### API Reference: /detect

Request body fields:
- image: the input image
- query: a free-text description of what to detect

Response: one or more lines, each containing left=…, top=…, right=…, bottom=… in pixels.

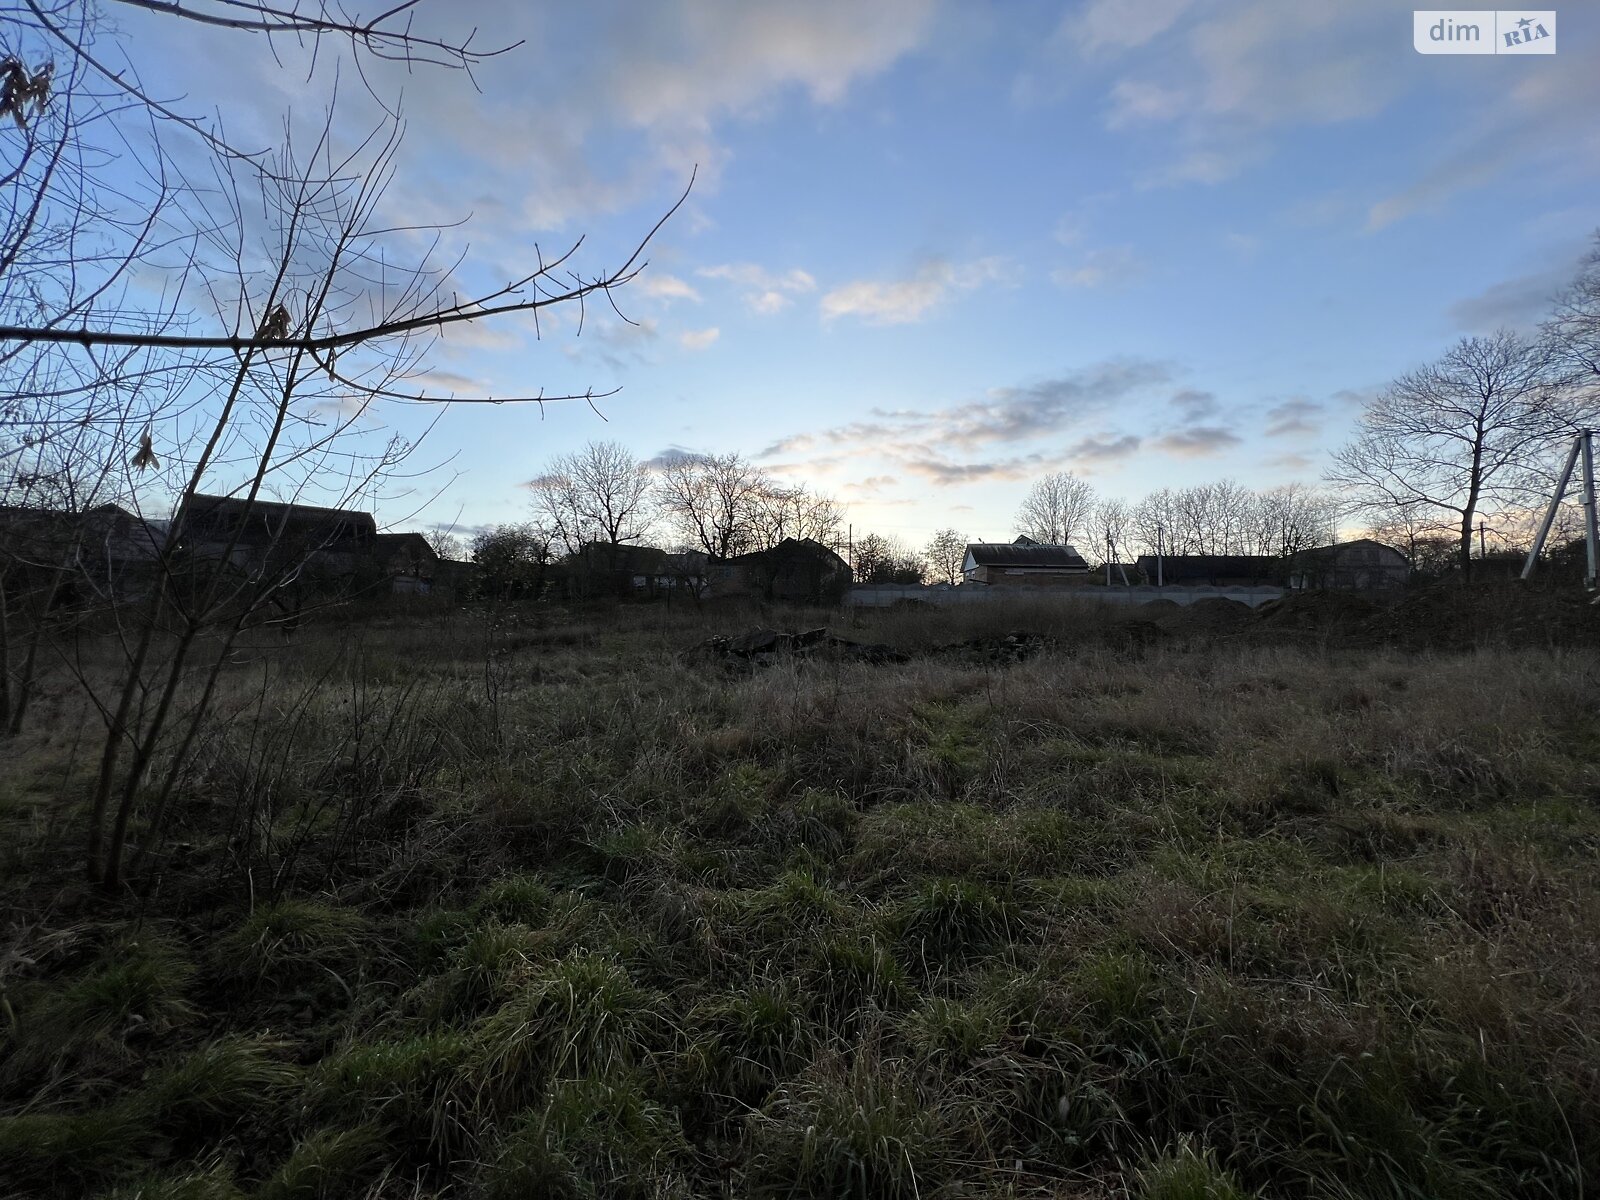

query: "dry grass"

left=2, top=598, right=1598, bottom=1197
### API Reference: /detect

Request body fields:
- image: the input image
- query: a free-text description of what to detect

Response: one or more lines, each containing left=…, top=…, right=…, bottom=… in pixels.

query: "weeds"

left=2, top=604, right=1598, bottom=1197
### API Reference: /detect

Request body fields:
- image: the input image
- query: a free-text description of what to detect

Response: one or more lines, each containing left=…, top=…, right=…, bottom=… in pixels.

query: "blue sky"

left=118, top=0, right=1599, bottom=545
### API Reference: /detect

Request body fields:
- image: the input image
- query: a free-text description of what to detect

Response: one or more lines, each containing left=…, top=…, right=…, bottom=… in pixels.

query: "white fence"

left=846, top=584, right=1286, bottom=609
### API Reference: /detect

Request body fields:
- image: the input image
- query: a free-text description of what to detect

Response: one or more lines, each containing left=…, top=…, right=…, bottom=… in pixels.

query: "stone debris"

left=694, top=626, right=907, bottom=666
left=935, top=630, right=1048, bottom=663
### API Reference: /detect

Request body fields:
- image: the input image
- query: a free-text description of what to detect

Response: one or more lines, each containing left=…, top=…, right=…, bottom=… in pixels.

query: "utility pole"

left=1522, top=429, right=1599, bottom=591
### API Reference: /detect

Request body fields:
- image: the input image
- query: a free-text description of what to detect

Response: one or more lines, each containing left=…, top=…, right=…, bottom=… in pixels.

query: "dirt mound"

left=1165, top=596, right=1255, bottom=636
left=1377, top=582, right=1600, bottom=648
left=1256, top=590, right=1381, bottom=630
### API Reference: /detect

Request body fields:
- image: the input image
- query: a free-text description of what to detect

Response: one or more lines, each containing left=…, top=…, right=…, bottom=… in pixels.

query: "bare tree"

left=654, top=452, right=763, bottom=558
left=1549, top=232, right=1600, bottom=395
left=852, top=532, right=923, bottom=585
left=1016, top=471, right=1096, bottom=545
left=653, top=453, right=844, bottom=558
left=1086, top=498, right=1131, bottom=566
left=1327, top=331, right=1573, bottom=573
left=531, top=441, right=655, bottom=558
left=1247, top=483, right=1336, bottom=558
left=923, top=528, right=967, bottom=585
left=425, top=528, right=463, bottom=560
left=1130, top=488, right=1188, bottom=557
left=747, top=481, right=845, bottom=551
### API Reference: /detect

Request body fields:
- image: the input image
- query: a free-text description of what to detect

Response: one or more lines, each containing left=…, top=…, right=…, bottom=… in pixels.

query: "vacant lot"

left=2, top=599, right=1597, bottom=1198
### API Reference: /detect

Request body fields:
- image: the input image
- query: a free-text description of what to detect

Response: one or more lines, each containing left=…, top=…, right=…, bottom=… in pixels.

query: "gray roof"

left=186, top=493, right=377, bottom=538
left=966, top=542, right=1090, bottom=569
left=1291, top=538, right=1405, bottom=562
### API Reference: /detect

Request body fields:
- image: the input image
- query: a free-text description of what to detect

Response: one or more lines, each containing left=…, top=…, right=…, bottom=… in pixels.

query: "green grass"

left=483, top=1074, right=690, bottom=1200
left=3, top=602, right=1598, bottom=1197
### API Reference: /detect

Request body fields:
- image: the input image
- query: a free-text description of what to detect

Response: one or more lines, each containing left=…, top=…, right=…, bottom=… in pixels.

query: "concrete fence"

left=846, top=583, right=1286, bottom=609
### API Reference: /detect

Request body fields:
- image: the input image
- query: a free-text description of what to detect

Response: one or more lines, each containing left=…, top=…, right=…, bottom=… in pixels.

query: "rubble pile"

left=693, top=627, right=907, bottom=666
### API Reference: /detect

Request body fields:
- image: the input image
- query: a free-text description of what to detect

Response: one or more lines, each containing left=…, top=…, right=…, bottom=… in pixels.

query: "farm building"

left=962, top=537, right=1092, bottom=586
left=0, top=502, right=165, bottom=604
left=1289, top=539, right=1409, bottom=590
left=709, top=538, right=850, bottom=605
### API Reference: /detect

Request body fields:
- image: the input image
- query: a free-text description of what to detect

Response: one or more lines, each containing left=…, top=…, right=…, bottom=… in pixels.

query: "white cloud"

left=1072, top=0, right=1193, bottom=53
left=1093, top=1, right=1403, bottom=188
left=680, top=326, right=721, bottom=349
left=820, top=257, right=1008, bottom=325
left=612, top=0, right=937, bottom=126
left=1106, top=79, right=1186, bottom=127
left=639, top=273, right=702, bottom=303
left=698, top=262, right=817, bottom=313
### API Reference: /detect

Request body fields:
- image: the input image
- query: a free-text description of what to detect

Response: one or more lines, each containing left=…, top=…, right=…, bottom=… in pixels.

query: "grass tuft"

left=483, top=1074, right=690, bottom=1200
left=215, top=900, right=369, bottom=988
left=748, top=1056, right=948, bottom=1200
left=1139, top=1140, right=1256, bottom=1200
left=254, top=1124, right=386, bottom=1200
left=468, top=951, right=657, bottom=1114
left=4, top=935, right=196, bottom=1082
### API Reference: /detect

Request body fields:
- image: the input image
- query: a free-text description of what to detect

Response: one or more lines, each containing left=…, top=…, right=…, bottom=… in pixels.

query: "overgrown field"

left=2, top=599, right=1598, bottom=1198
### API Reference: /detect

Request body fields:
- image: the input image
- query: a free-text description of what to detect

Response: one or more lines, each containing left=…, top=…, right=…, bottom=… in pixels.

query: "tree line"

left=463, top=443, right=1345, bottom=590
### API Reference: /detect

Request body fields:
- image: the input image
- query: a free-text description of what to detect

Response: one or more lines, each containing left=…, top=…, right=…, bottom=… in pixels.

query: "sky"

left=113, top=0, right=1600, bottom=547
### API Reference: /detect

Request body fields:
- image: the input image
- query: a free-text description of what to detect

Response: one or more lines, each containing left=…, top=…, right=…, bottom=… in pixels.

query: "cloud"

left=638, top=273, right=702, bottom=303
left=1447, top=261, right=1575, bottom=334
left=407, top=368, right=492, bottom=395
left=1153, top=425, right=1242, bottom=457
left=1368, top=54, right=1600, bottom=229
left=698, top=262, right=817, bottom=313
left=1266, top=453, right=1315, bottom=473
left=1106, top=79, right=1186, bottom=127
left=1087, top=1, right=1402, bottom=188
left=840, top=474, right=899, bottom=497
left=563, top=316, right=660, bottom=371
left=1170, top=388, right=1218, bottom=421
left=758, top=359, right=1175, bottom=488
left=899, top=454, right=1054, bottom=485
left=1070, top=0, right=1194, bottom=53
left=821, top=257, right=1008, bottom=324
left=1264, top=398, right=1323, bottom=437
left=611, top=0, right=938, bottom=126
left=1066, top=433, right=1143, bottom=463
left=641, top=447, right=702, bottom=469
left=1052, top=245, right=1144, bottom=289
left=680, top=326, right=721, bottom=349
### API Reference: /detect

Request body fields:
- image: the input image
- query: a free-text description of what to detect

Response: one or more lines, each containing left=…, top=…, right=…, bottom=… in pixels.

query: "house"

left=565, top=544, right=710, bottom=598
left=0, top=502, right=165, bottom=604
left=373, top=532, right=438, bottom=595
left=1134, top=554, right=1280, bottom=587
left=962, top=537, right=1091, bottom=586
left=708, top=538, right=851, bottom=605
left=181, top=493, right=376, bottom=579
left=1288, top=539, right=1409, bottom=591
